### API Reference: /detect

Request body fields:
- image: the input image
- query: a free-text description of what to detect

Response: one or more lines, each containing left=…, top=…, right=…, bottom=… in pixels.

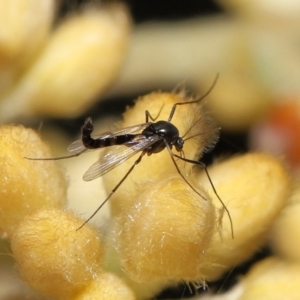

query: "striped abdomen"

left=82, top=134, right=137, bottom=149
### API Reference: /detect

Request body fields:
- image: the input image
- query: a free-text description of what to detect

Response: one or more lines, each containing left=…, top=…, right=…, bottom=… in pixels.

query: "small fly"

left=27, top=75, right=234, bottom=237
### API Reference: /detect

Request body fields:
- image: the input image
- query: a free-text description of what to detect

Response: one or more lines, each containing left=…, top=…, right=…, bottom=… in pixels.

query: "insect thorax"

left=142, top=120, right=183, bottom=154
left=143, top=121, right=179, bottom=139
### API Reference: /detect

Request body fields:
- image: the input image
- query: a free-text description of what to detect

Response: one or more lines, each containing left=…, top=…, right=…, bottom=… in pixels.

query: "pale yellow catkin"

left=28, top=4, right=131, bottom=117
left=0, top=0, right=55, bottom=66
left=240, top=257, right=300, bottom=300
left=10, top=209, right=105, bottom=298
left=196, top=153, right=290, bottom=280
left=71, top=272, right=136, bottom=300
left=114, top=174, right=216, bottom=283
left=205, top=70, right=271, bottom=131
left=0, top=125, right=67, bottom=237
left=0, top=3, right=131, bottom=121
left=270, top=182, right=300, bottom=261
left=107, top=152, right=290, bottom=299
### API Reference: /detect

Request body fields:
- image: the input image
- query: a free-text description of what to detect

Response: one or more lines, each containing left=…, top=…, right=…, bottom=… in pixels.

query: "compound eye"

left=175, top=138, right=184, bottom=151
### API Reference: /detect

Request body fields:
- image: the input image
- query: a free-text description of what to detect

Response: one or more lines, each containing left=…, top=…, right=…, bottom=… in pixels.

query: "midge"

left=27, top=75, right=234, bottom=237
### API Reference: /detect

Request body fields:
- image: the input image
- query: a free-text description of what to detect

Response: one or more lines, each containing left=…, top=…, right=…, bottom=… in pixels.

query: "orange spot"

left=268, top=99, right=300, bottom=165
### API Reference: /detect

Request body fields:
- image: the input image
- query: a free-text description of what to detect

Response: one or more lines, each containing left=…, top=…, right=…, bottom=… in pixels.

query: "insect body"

left=27, top=76, right=234, bottom=237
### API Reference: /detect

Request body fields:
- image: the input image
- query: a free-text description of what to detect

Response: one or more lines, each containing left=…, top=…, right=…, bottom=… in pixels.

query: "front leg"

left=145, top=103, right=164, bottom=122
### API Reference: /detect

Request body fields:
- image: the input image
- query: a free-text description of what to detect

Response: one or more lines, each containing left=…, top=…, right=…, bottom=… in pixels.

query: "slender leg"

left=165, top=143, right=206, bottom=201
left=76, top=151, right=146, bottom=230
left=172, top=153, right=234, bottom=239
left=167, top=74, right=219, bottom=122
left=145, top=103, right=164, bottom=122
left=24, top=148, right=87, bottom=161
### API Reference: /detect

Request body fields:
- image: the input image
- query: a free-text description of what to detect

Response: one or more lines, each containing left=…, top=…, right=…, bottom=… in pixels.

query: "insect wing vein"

left=83, top=135, right=160, bottom=181
left=105, top=123, right=150, bottom=136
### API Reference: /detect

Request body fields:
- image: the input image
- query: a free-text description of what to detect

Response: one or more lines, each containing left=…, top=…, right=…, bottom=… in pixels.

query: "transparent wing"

left=83, top=135, right=160, bottom=181
left=105, top=122, right=150, bottom=136
left=67, top=122, right=150, bottom=154
left=67, top=132, right=111, bottom=153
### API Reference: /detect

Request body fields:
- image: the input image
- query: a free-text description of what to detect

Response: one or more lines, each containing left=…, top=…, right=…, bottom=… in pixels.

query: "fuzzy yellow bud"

left=72, top=272, right=135, bottom=300
left=240, top=257, right=300, bottom=300
left=0, top=0, right=55, bottom=65
left=0, top=125, right=67, bottom=237
left=10, top=209, right=105, bottom=298
left=0, top=4, right=131, bottom=120
left=196, top=153, right=290, bottom=280
left=205, top=72, right=271, bottom=132
left=113, top=174, right=215, bottom=282
left=270, top=182, right=300, bottom=261
left=29, top=4, right=131, bottom=117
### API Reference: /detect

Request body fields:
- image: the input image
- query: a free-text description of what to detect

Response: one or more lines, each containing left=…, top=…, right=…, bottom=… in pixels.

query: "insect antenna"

left=183, top=128, right=218, bottom=144
left=181, top=115, right=205, bottom=140
left=172, top=153, right=234, bottom=239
